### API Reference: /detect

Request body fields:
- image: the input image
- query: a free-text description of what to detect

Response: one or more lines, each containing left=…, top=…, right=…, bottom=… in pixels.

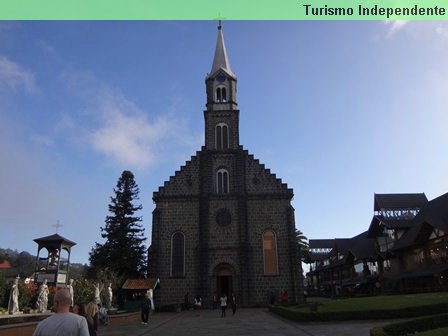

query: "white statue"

left=148, top=288, right=155, bottom=311
left=36, top=279, right=49, bottom=313
left=67, top=278, right=74, bottom=307
left=94, top=282, right=101, bottom=304
left=8, top=277, right=20, bottom=314
left=106, top=282, right=113, bottom=309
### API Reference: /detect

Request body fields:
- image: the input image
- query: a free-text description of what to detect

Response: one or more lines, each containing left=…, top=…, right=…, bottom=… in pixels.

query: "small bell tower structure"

left=34, top=233, right=76, bottom=286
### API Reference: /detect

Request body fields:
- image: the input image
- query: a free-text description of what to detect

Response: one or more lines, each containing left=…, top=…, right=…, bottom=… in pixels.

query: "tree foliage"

left=0, top=249, right=35, bottom=276
left=89, top=171, right=147, bottom=282
left=295, top=228, right=309, bottom=261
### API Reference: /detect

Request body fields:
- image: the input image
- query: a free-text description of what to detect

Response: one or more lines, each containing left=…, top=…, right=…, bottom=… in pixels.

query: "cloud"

left=435, top=26, right=448, bottom=39
left=383, top=20, right=410, bottom=36
left=381, top=21, right=448, bottom=41
left=29, top=134, right=54, bottom=147
left=60, top=69, right=199, bottom=170
left=0, top=22, right=21, bottom=40
left=0, top=54, right=38, bottom=93
left=91, top=97, right=171, bottom=169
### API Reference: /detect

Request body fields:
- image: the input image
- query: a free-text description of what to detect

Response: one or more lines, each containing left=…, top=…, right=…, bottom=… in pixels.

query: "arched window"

left=171, top=232, right=185, bottom=277
left=263, top=230, right=278, bottom=275
left=215, top=123, right=229, bottom=149
left=221, top=87, right=227, bottom=101
left=217, top=169, right=229, bottom=194
left=216, top=86, right=227, bottom=102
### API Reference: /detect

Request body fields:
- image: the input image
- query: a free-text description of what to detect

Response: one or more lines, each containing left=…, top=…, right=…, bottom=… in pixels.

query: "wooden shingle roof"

left=122, top=278, right=155, bottom=290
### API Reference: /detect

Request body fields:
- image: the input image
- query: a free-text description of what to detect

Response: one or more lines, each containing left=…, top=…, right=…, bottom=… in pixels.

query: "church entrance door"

left=217, top=267, right=233, bottom=297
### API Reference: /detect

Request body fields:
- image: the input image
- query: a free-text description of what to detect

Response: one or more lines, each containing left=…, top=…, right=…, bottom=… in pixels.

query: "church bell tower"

left=204, top=22, right=239, bottom=151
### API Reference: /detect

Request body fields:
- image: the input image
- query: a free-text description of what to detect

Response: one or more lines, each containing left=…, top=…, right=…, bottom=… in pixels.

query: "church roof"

left=33, top=233, right=76, bottom=247
left=154, top=148, right=293, bottom=199
left=207, top=23, right=236, bottom=80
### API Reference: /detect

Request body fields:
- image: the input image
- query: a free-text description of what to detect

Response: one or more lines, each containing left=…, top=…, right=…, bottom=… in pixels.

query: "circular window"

left=216, top=208, right=232, bottom=227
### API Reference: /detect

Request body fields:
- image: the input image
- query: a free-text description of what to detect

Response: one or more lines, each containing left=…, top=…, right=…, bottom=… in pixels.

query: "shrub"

left=271, top=303, right=448, bottom=321
left=370, top=314, right=448, bottom=336
left=19, top=282, right=38, bottom=311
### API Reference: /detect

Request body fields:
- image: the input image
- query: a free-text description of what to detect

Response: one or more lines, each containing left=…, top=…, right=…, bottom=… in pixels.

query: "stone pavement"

left=98, top=308, right=392, bottom=336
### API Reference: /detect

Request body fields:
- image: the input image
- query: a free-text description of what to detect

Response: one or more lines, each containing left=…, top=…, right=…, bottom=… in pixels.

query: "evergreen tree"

left=89, top=170, right=147, bottom=280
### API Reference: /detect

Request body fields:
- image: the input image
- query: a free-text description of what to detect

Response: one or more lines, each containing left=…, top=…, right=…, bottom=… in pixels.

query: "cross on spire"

left=52, top=220, right=63, bottom=233
left=213, top=13, right=226, bottom=30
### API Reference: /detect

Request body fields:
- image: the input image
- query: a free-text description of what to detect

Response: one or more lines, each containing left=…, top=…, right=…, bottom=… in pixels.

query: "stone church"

left=150, top=24, right=303, bottom=308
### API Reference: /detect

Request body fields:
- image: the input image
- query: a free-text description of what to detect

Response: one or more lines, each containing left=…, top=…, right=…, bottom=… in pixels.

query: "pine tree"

left=89, top=170, right=147, bottom=280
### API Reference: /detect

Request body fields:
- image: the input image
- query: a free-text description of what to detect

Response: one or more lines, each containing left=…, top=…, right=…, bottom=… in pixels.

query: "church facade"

left=150, top=24, right=303, bottom=307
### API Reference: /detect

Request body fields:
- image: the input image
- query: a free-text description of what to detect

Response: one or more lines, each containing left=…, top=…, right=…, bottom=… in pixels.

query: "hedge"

left=370, top=314, right=448, bottom=336
left=270, top=303, right=448, bottom=322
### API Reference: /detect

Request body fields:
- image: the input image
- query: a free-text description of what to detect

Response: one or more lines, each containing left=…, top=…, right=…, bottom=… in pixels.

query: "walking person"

left=220, top=293, right=227, bottom=317
left=32, top=288, right=89, bottom=336
left=141, top=293, right=151, bottom=325
left=85, top=302, right=99, bottom=336
left=98, top=304, right=108, bottom=326
left=73, top=303, right=85, bottom=317
left=230, top=293, right=237, bottom=316
left=194, top=295, right=202, bottom=317
left=212, top=292, right=218, bottom=310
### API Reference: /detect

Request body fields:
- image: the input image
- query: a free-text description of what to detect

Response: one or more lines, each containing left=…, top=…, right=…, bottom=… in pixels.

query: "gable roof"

left=374, top=193, right=428, bottom=211
left=154, top=151, right=201, bottom=199
left=33, top=233, right=76, bottom=247
left=349, top=231, right=376, bottom=260
left=393, top=192, right=448, bottom=251
left=367, top=193, right=428, bottom=238
left=307, top=233, right=375, bottom=264
left=0, top=260, right=12, bottom=269
left=307, top=239, right=336, bottom=262
left=154, top=148, right=293, bottom=200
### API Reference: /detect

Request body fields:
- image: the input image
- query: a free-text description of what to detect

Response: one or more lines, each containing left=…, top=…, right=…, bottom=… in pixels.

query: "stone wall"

left=152, top=148, right=303, bottom=308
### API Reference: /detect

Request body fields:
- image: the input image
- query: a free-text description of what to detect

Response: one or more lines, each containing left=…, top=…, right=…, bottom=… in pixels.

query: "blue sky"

left=1, top=21, right=448, bottom=264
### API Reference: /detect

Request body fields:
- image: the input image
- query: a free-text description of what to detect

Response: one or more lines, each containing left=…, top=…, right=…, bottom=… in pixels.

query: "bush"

left=370, top=314, right=448, bottom=336
left=271, top=303, right=448, bottom=322
left=19, top=283, right=39, bottom=310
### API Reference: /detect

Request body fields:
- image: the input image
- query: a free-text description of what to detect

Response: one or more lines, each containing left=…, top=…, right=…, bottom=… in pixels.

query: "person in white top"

left=32, top=288, right=89, bottom=336
left=220, top=293, right=227, bottom=317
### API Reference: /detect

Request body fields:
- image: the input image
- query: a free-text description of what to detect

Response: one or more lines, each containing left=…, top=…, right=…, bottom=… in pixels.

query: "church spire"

left=204, top=22, right=239, bottom=150
left=208, top=22, right=236, bottom=79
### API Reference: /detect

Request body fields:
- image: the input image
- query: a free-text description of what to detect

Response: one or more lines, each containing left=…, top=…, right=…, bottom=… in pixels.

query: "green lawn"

left=297, top=293, right=448, bottom=313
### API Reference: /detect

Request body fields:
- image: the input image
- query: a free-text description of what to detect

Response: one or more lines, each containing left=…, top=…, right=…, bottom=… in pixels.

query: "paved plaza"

left=99, top=308, right=392, bottom=336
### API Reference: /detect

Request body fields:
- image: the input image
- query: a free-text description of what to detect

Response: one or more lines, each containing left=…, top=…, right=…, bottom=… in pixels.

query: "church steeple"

left=208, top=22, right=236, bottom=80
left=204, top=22, right=239, bottom=150
left=205, top=23, right=238, bottom=111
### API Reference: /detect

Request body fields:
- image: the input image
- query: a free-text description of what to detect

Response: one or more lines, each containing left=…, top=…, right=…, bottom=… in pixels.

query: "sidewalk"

left=98, top=308, right=391, bottom=336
